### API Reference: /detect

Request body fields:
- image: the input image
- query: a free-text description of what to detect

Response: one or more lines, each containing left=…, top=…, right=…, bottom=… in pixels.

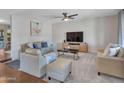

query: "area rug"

left=6, top=60, right=20, bottom=70
left=43, top=53, right=124, bottom=83
left=5, top=53, right=124, bottom=83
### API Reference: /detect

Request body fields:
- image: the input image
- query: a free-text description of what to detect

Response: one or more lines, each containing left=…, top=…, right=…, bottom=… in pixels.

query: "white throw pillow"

left=103, top=43, right=113, bottom=56
left=27, top=43, right=33, bottom=48
left=109, top=47, right=120, bottom=57
left=103, top=43, right=120, bottom=56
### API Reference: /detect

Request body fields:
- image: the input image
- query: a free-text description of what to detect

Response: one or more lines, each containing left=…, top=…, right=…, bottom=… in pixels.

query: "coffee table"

left=57, top=48, right=79, bottom=60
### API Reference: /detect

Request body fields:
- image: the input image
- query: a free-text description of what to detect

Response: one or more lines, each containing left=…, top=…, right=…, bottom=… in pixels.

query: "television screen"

left=66, top=32, right=83, bottom=42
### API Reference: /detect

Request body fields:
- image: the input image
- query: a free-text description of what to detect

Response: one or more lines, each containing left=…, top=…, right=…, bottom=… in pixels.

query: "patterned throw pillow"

left=103, top=43, right=120, bottom=56
left=33, top=42, right=42, bottom=49
left=109, top=47, right=120, bottom=57
left=44, top=52, right=57, bottom=64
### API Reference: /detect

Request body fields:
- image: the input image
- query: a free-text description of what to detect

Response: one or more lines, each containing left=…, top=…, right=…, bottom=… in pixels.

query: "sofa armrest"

left=97, top=55, right=124, bottom=62
left=97, top=48, right=105, bottom=53
left=25, top=48, right=41, bottom=56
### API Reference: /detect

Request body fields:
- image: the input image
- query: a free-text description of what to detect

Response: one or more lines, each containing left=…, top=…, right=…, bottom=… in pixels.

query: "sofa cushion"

left=25, top=48, right=41, bottom=55
left=44, top=52, right=57, bottom=64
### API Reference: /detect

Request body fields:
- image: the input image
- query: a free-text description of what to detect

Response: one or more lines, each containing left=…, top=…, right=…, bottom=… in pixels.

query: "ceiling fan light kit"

left=63, top=17, right=69, bottom=21
left=55, top=12, right=78, bottom=21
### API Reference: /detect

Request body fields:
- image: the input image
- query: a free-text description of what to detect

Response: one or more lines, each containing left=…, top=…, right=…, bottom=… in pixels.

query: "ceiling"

left=0, top=9, right=121, bottom=24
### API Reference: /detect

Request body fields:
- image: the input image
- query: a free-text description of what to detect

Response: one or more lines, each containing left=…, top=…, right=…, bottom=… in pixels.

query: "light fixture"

left=64, top=17, right=69, bottom=21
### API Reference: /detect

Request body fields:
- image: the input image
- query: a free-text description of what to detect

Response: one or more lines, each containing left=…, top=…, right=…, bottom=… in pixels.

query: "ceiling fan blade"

left=69, top=17, right=75, bottom=19
left=54, top=16, right=63, bottom=18
left=62, top=13, right=67, bottom=17
left=68, top=14, right=78, bottom=18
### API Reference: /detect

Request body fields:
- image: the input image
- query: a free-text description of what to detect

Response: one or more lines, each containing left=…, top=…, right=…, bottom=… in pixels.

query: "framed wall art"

left=30, top=21, right=42, bottom=36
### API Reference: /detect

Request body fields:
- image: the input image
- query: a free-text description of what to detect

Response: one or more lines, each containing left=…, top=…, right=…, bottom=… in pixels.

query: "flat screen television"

left=66, top=32, right=83, bottom=42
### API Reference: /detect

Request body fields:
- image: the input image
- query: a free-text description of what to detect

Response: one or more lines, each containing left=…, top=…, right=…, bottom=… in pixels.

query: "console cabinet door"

left=79, top=43, right=88, bottom=52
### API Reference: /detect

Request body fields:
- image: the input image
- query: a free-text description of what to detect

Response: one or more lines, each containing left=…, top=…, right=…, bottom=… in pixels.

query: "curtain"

left=118, top=10, right=124, bottom=47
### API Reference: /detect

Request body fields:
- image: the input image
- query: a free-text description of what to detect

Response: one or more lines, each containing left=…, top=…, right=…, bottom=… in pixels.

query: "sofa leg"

left=98, top=72, right=100, bottom=76
left=70, top=72, right=71, bottom=74
left=48, top=77, right=51, bottom=80
left=60, top=81, right=64, bottom=83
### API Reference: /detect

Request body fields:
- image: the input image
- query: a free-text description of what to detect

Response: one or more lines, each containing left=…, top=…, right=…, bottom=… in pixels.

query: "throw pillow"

left=103, top=43, right=120, bottom=56
left=36, top=42, right=42, bottom=49
left=118, top=48, right=124, bottom=57
left=33, top=42, right=42, bottom=49
left=103, top=43, right=113, bottom=56
left=109, top=47, right=120, bottom=57
left=44, top=52, right=57, bottom=64
left=41, top=41, right=48, bottom=48
left=27, top=43, right=33, bottom=48
left=33, top=43, right=38, bottom=48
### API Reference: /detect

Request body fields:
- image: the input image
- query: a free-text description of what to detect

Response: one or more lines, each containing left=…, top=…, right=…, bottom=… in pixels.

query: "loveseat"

left=96, top=44, right=124, bottom=79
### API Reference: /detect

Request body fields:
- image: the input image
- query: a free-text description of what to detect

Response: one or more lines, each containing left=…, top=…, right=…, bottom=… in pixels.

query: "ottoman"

left=47, top=58, right=72, bottom=82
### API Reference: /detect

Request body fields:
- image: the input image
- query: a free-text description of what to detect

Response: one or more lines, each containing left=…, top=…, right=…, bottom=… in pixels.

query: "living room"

left=0, top=9, right=124, bottom=83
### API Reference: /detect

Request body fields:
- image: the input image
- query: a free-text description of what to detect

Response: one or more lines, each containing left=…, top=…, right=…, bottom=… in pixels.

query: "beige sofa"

left=96, top=48, right=124, bottom=79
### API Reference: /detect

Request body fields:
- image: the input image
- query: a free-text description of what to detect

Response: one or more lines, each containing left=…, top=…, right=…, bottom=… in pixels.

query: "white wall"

left=52, top=15, right=118, bottom=52
left=11, top=15, right=52, bottom=60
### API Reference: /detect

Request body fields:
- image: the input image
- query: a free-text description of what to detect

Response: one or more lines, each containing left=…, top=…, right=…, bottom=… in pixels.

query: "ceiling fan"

left=55, top=13, right=78, bottom=21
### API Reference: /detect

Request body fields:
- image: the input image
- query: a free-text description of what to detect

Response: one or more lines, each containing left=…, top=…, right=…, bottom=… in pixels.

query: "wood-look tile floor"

left=0, top=63, right=47, bottom=83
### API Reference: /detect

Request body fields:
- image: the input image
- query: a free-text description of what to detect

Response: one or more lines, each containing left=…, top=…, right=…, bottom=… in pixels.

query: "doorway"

left=0, top=16, right=11, bottom=62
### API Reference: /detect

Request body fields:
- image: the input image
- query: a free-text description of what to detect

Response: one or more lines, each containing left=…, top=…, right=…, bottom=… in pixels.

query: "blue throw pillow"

left=33, top=42, right=42, bottom=49
left=41, top=42, right=48, bottom=48
left=33, top=43, right=37, bottom=48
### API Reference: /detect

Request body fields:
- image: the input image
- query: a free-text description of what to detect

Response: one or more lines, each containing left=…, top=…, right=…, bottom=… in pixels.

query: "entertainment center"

left=63, top=31, right=88, bottom=53
left=63, top=42, right=88, bottom=52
